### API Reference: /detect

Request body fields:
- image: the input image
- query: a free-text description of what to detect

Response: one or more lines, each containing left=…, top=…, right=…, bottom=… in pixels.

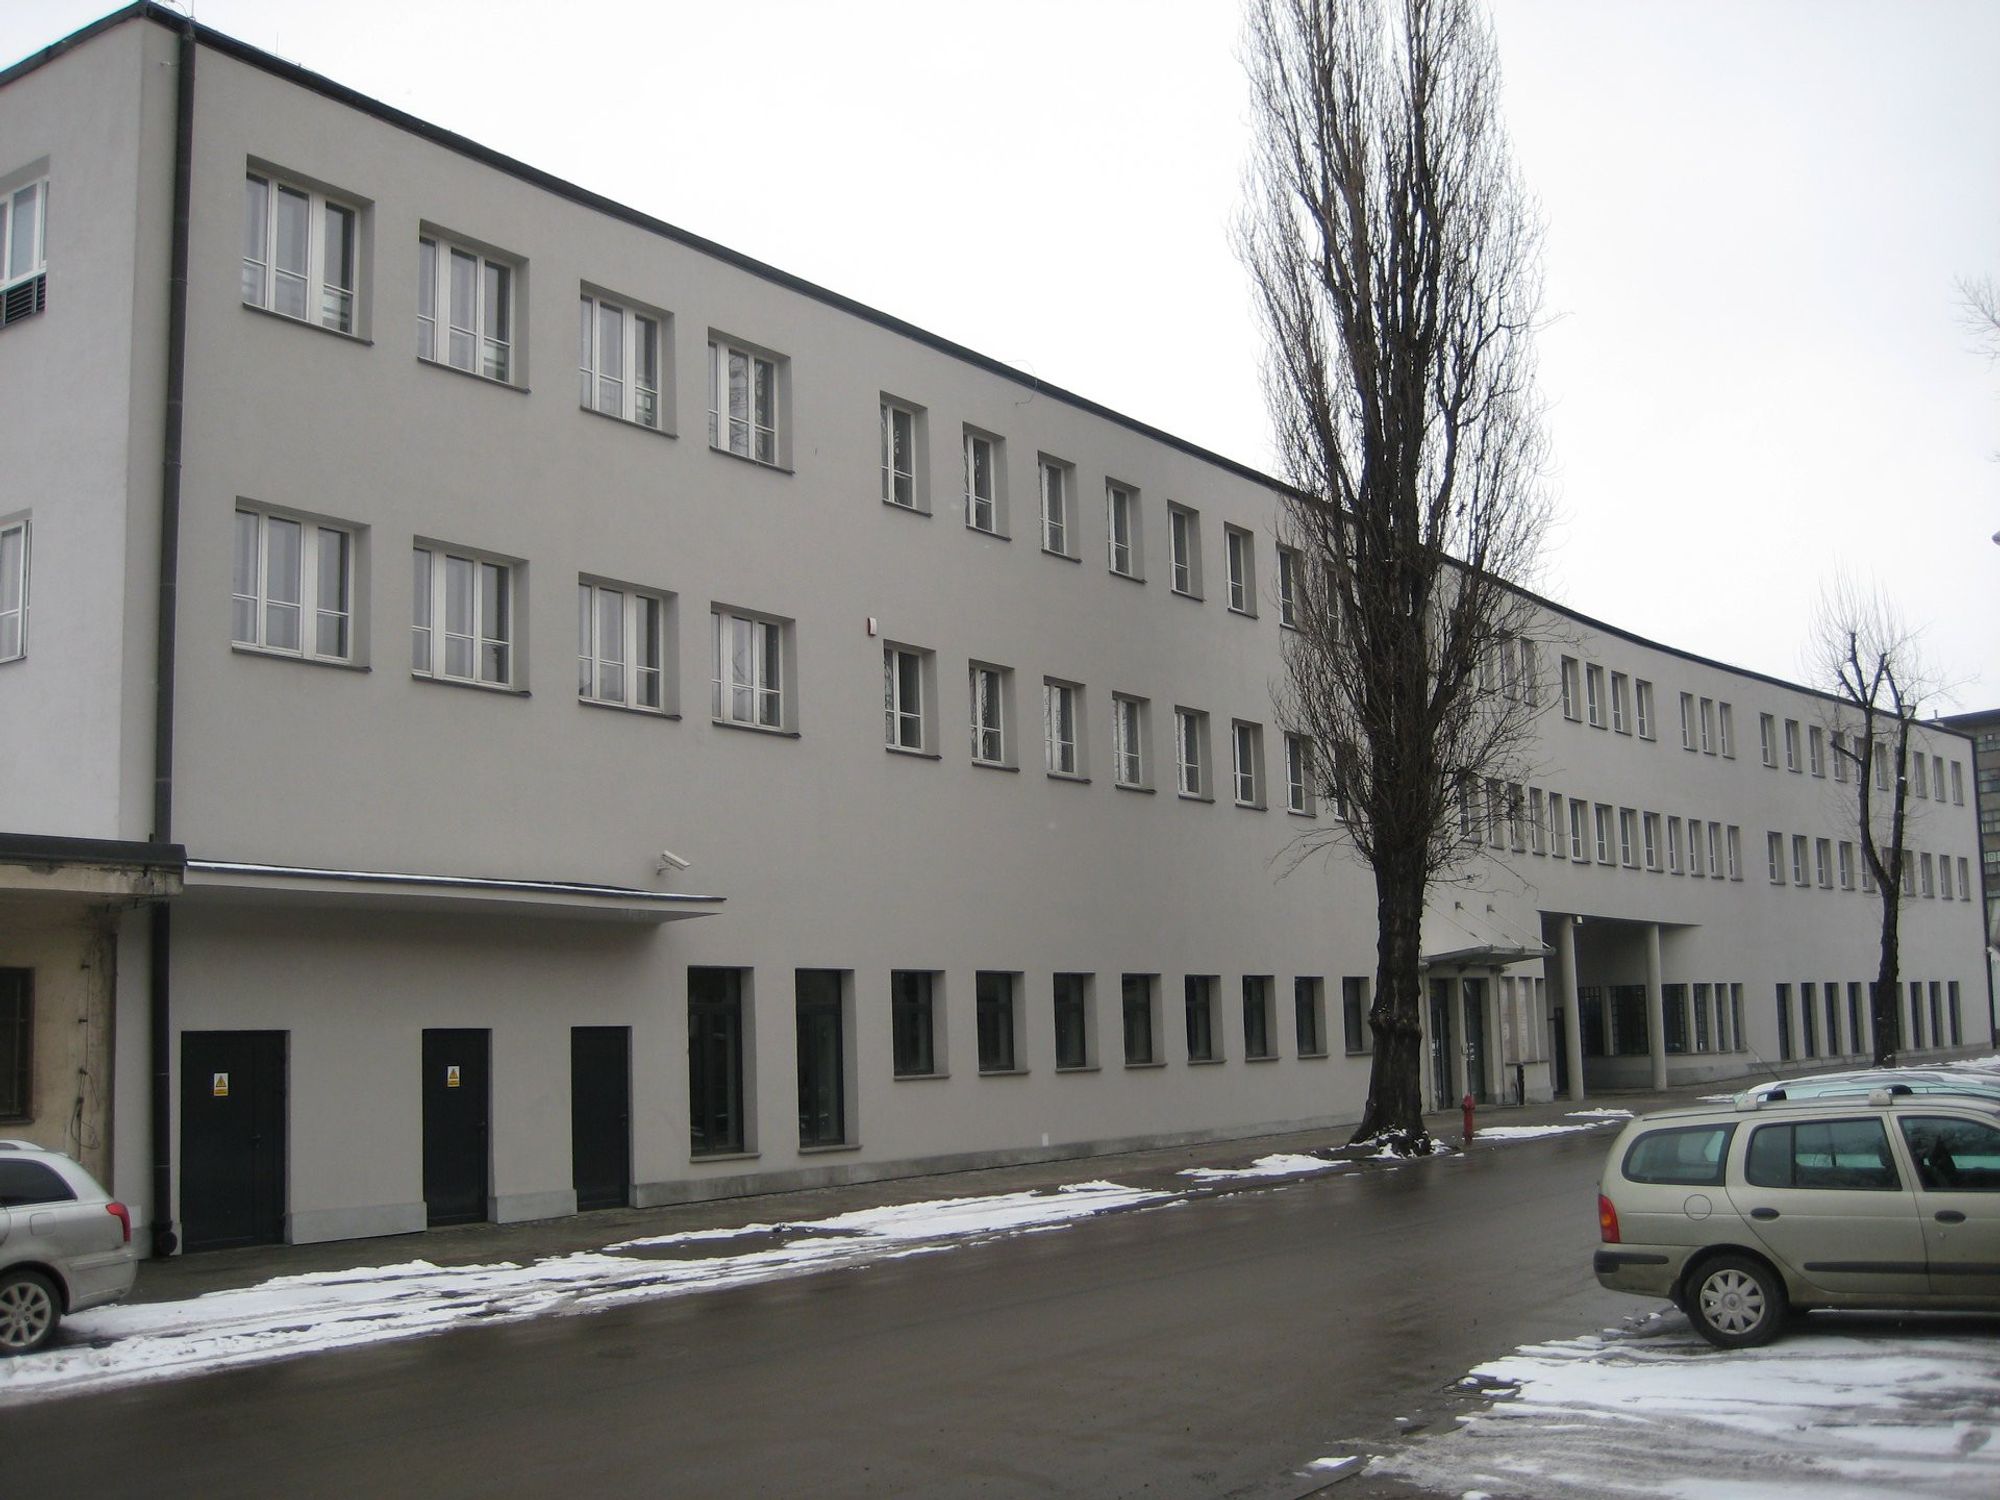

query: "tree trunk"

left=1352, top=856, right=1429, bottom=1146
left=1872, top=890, right=1903, bottom=1067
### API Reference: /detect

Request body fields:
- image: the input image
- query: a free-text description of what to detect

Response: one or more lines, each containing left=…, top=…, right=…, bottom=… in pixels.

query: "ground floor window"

left=689, top=968, right=746, bottom=1155
left=1052, top=973, right=1091, bottom=1070
left=796, top=970, right=847, bottom=1147
left=1662, top=984, right=1687, bottom=1053
left=1297, top=977, right=1327, bottom=1057
left=1242, top=976, right=1274, bottom=1059
left=1776, top=983, right=1793, bottom=1061
left=0, top=968, right=30, bottom=1121
left=1122, top=974, right=1158, bottom=1065
left=1609, top=985, right=1648, bottom=1056
left=891, top=970, right=938, bottom=1078
left=976, top=971, right=1018, bottom=1073
left=1185, top=975, right=1219, bottom=1062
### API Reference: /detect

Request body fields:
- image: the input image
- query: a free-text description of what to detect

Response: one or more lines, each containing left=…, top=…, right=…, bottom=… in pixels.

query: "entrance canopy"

left=1422, top=900, right=1550, bottom=969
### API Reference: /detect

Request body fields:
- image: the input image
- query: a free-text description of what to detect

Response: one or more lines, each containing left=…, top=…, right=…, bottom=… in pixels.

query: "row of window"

left=0, top=517, right=25, bottom=664
left=1554, top=652, right=1969, bottom=808
left=689, top=967, right=1368, bottom=1158
left=1465, top=780, right=1745, bottom=880
left=1580, top=982, right=1747, bottom=1057
left=1773, top=978, right=1964, bottom=1064
left=1763, top=831, right=1975, bottom=902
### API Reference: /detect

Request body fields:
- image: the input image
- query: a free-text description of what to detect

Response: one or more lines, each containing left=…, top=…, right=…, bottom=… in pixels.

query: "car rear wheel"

left=1687, top=1254, right=1785, bottom=1349
left=0, top=1268, right=62, bottom=1356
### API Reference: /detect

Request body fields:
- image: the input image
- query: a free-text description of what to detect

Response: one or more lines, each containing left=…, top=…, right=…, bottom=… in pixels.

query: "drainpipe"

left=148, top=15, right=196, bottom=1258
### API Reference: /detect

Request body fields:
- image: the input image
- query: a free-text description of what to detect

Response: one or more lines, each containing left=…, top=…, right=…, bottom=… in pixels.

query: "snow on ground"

left=1471, top=1123, right=1610, bottom=1142
left=1177, top=1153, right=1353, bottom=1182
left=0, top=1181, right=1166, bottom=1407
left=1567, top=1108, right=1634, bottom=1120
left=1372, top=1311, right=2000, bottom=1499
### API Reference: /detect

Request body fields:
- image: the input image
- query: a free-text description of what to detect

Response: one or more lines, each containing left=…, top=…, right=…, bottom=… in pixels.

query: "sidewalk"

left=128, top=1075, right=1726, bottom=1306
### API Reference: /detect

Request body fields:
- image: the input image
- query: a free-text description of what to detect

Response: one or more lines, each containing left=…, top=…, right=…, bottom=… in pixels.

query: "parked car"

left=1744, top=1067, right=2000, bottom=1106
left=1594, top=1091, right=2000, bottom=1348
left=0, top=1141, right=137, bottom=1355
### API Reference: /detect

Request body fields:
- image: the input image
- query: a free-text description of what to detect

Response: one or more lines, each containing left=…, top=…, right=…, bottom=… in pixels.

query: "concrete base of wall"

left=289, top=1201, right=426, bottom=1245
left=496, top=1189, right=579, bottom=1224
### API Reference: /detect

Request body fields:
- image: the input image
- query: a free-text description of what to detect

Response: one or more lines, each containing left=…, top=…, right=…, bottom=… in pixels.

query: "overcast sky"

left=7, top=0, right=1996, bottom=706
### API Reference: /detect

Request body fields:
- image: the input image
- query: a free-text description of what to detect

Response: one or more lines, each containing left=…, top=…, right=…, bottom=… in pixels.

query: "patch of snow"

left=1178, top=1153, right=1352, bottom=1182
left=1566, top=1108, right=1633, bottom=1120
left=1471, top=1123, right=1607, bottom=1141
left=1307, top=1454, right=1358, bottom=1470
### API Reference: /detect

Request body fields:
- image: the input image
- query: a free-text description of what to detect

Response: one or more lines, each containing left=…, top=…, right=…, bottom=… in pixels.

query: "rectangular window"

left=1642, top=812, right=1661, bottom=870
left=1614, top=807, right=1636, bottom=866
left=1816, top=838, right=1832, bottom=889
left=1679, top=692, right=1695, bottom=750
left=1768, top=831, right=1784, bottom=884
left=1959, top=855, right=1972, bottom=900
left=0, top=519, right=24, bottom=662
left=1168, top=504, right=1200, bottom=596
left=1808, top=724, right=1825, bottom=777
left=1776, top=984, right=1793, bottom=1062
left=976, top=971, right=1020, bottom=1073
left=708, top=337, right=782, bottom=464
left=1113, top=694, right=1148, bottom=789
left=1053, top=973, right=1092, bottom=1070
left=1832, top=730, right=1849, bottom=782
left=1760, top=713, right=1777, bottom=767
left=1242, top=976, right=1275, bottom=1060
left=1876, top=742, right=1891, bottom=791
left=1224, top=526, right=1255, bottom=614
left=1783, top=718, right=1801, bottom=772
left=1726, top=826, right=1741, bottom=880
left=1610, top=672, right=1630, bottom=734
left=1938, top=853, right=1952, bottom=900
left=1920, top=851, right=1934, bottom=898
left=579, top=293, right=662, bottom=428
left=0, top=969, right=29, bottom=1121
left=1862, top=854, right=1876, bottom=893
left=884, top=644, right=928, bottom=752
left=1715, top=701, right=1731, bottom=757
left=234, top=509, right=353, bottom=662
left=1340, top=976, right=1370, bottom=1054
left=1792, top=834, right=1809, bottom=886
left=964, top=429, right=1001, bottom=533
left=1685, top=816, right=1702, bottom=877
left=969, top=662, right=1009, bottom=766
left=1912, top=754, right=1929, bottom=798
left=1951, top=760, right=1964, bottom=804
left=1277, top=546, right=1301, bottom=628
left=1559, top=656, right=1581, bottom=720
left=1707, top=821, right=1723, bottom=879
left=1184, top=976, right=1219, bottom=1062
left=1176, top=708, right=1208, bottom=798
left=1569, top=798, right=1588, bottom=861
left=1284, top=733, right=1314, bottom=815
left=796, top=969, right=848, bottom=1146
left=712, top=608, right=787, bottom=729
left=1039, top=456, right=1072, bottom=555
left=1529, top=788, right=1546, bottom=853
left=578, top=580, right=669, bottom=712
left=1, top=176, right=49, bottom=326
left=881, top=399, right=920, bottom=509
left=1634, top=679, right=1654, bottom=740
left=1594, top=804, right=1614, bottom=864
left=1044, top=679, right=1081, bottom=777
left=891, top=970, right=939, bottom=1078
left=1107, top=482, right=1139, bottom=578
left=1666, top=815, right=1682, bottom=873
left=1232, top=721, right=1264, bottom=808
left=412, top=543, right=513, bottom=686
left=418, top=234, right=513, bottom=381
left=1122, top=974, right=1159, bottom=1065
left=1585, top=664, right=1606, bottom=727
left=1839, top=841, right=1856, bottom=889
left=689, top=967, right=748, bottom=1156
left=244, top=173, right=357, bottom=334
left=1295, top=977, right=1327, bottom=1057
left=1933, top=754, right=1946, bottom=802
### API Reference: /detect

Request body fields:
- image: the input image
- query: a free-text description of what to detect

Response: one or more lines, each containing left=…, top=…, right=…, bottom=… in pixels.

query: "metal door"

left=1427, top=981, right=1454, bottom=1109
left=422, top=1029, right=490, bottom=1227
left=570, top=1026, right=631, bottom=1211
left=180, top=1030, right=288, bottom=1251
left=1462, top=980, right=1489, bottom=1104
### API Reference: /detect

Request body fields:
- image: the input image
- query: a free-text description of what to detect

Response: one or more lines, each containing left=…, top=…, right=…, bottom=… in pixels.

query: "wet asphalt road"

left=4, top=1130, right=1634, bottom=1499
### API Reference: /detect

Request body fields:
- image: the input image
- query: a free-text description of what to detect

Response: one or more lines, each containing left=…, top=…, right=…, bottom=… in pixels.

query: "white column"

left=1558, top=918, right=1585, bottom=1101
left=1645, top=922, right=1668, bottom=1090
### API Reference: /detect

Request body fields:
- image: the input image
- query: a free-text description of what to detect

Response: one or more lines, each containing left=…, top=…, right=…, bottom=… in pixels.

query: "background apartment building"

left=1, top=6, right=1989, bottom=1255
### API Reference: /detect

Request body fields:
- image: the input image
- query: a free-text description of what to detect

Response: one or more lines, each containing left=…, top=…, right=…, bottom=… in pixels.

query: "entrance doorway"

left=1427, top=980, right=1455, bottom=1109
left=180, top=1030, right=287, bottom=1251
left=1462, top=979, right=1489, bottom=1104
left=570, top=1026, right=631, bottom=1211
left=422, top=1028, right=489, bottom=1226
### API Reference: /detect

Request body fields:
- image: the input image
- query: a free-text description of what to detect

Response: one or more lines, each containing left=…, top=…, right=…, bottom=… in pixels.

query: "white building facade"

left=2, top=6, right=1990, bottom=1254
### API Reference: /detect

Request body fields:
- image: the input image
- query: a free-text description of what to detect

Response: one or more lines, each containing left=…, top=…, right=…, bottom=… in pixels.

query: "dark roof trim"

left=186, top=859, right=721, bottom=905
left=0, top=830, right=187, bottom=870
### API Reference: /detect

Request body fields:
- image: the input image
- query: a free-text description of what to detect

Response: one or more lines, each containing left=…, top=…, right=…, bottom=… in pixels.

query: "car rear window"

left=0, top=1158, right=79, bottom=1207
left=1621, top=1124, right=1735, bottom=1186
left=1745, top=1118, right=1900, bottom=1191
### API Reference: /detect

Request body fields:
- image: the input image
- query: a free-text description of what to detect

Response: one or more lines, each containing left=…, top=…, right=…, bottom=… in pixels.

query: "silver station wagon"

left=1594, top=1091, right=2000, bottom=1347
left=0, top=1141, right=138, bottom=1355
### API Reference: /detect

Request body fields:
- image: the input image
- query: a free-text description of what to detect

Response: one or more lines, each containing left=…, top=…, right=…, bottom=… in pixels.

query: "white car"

left=1745, top=1068, right=2000, bottom=1106
left=0, top=1140, right=138, bottom=1355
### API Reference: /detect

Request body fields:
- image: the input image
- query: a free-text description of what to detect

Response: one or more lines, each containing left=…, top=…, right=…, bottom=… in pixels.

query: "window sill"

left=1171, top=588, right=1203, bottom=603
left=978, top=1067, right=1029, bottom=1079
left=799, top=1142, right=861, bottom=1155
left=1245, top=1054, right=1279, bottom=1064
left=708, top=443, right=793, bottom=475
left=243, top=300, right=373, bottom=345
left=886, top=745, right=942, bottom=761
left=581, top=403, right=676, bottom=441
left=1124, top=1059, right=1168, bottom=1070
left=232, top=643, right=368, bottom=672
left=1054, top=1064, right=1101, bottom=1075
left=690, top=1150, right=758, bottom=1164
left=1285, top=807, right=1317, bottom=818
left=1187, top=1057, right=1226, bottom=1067
left=883, top=498, right=931, bottom=518
left=1341, top=1049, right=1370, bottom=1058
left=582, top=698, right=680, bottom=721
left=1108, top=568, right=1145, bottom=586
left=1178, top=792, right=1214, bottom=805
left=1297, top=1050, right=1331, bottom=1061
left=972, top=759, right=1019, bottom=773
left=1114, top=782, right=1155, bottom=795
left=965, top=523, right=1011, bottom=542
left=412, top=672, right=529, bottom=697
left=417, top=354, right=528, bottom=393
left=894, top=1070, right=951, bottom=1082
left=1046, top=771, right=1091, bottom=785
left=1042, top=547, right=1081, bottom=564
left=1228, top=605, right=1258, bottom=621
left=712, top=718, right=801, bottom=739
left=1234, top=800, right=1267, bottom=813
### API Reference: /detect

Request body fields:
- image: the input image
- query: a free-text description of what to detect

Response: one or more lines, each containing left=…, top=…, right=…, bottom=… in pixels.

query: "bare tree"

left=1958, top=273, right=2000, bottom=358
left=1812, top=580, right=1943, bottom=1067
left=1240, top=0, right=1549, bottom=1147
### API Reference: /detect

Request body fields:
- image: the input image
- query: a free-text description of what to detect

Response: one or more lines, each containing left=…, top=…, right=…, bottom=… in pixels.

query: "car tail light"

left=107, top=1201, right=132, bottom=1244
left=1597, top=1193, right=1621, bottom=1244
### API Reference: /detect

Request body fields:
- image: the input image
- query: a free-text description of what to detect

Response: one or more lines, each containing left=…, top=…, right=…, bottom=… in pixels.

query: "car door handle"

left=1749, top=1207, right=1779, bottom=1220
left=1935, top=1210, right=1967, bottom=1224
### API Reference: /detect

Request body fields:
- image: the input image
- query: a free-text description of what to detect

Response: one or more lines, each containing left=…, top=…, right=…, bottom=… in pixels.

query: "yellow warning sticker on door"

left=213, top=1073, right=229, bottom=1097
left=446, top=1065, right=461, bottom=1088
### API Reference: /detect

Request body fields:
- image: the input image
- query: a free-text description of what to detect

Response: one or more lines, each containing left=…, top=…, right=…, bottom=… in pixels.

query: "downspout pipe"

left=149, top=15, right=195, bottom=1258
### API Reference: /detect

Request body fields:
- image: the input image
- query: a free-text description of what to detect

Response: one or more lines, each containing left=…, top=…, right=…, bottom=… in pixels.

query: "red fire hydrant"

left=1462, top=1092, right=1476, bottom=1143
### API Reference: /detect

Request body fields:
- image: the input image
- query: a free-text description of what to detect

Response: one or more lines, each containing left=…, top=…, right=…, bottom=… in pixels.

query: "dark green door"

left=422, top=1029, right=489, bottom=1226
left=571, top=1026, right=630, bottom=1211
left=181, top=1030, right=287, bottom=1251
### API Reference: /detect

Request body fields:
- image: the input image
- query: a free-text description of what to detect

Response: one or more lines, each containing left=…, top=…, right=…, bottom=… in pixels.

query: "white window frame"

left=970, top=663, right=1008, bottom=766
left=1594, top=803, right=1613, bottom=864
left=1224, top=526, right=1255, bottom=615
left=1568, top=800, right=1587, bottom=862
left=1715, top=701, right=1731, bottom=757
left=1107, top=483, right=1138, bottom=578
left=964, top=429, right=1000, bottom=534
left=1784, top=718, right=1801, bottom=772
left=1044, top=679, right=1080, bottom=777
left=1815, top=838, right=1832, bottom=889
left=1285, top=733, right=1314, bottom=815
left=1760, top=713, right=1777, bottom=767
left=243, top=172, right=358, bottom=335
left=1792, top=834, right=1809, bottom=887
left=1667, top=815, right=1682, bottom=873
left=1709, top=822, right=1723, bottom=879
left=1039, top=457, right=1071, bottom=556
left=1768, top=832, right=1785, bottom=885
left=1113, top=694, right=1146, bottom=789
left=1634, top=679, right=1654, bottom=740
left=884, top=644, right=927, bottom=752
left=1839, top=841, right=1855, bottom=890
left=1232, top=721, right=1264, bottom=808
left=1176, top=708, right=1207, bottom=798
left=1585, top=664, right=1606, bottom=727
left=418, top=233, right=514, bottom=382
left=707, top=337, right=781, bottom=464
left=1, top=176, right=49, bottom=323
left=1618, top=807, right=1637, bottom=867
left=1168, top=504, right=1200, bottom=597
left=1687, top=817, right=1704, bottom=877
left=232, top=508, right=353, bottom=664
left=1610, top=672, right=1629, bottom=734
left=0, top=518, right=27, bottom=663
left=1277, top=546, right=1301, bottom=629
left=712, top=608, right=787, bottom=729
left=579, top=293, right=663, bottom=429
left=1642, top=812, right=1660, bottom=870
left=1559, top=656, right=1581, bottom=720
left=881, top=399, right=920, bottom=509
left=1679, top=692, right=1695, bottom=750
left=412, top=543, right=514, bottom=687
left=578, top=580, right=669, bottom=712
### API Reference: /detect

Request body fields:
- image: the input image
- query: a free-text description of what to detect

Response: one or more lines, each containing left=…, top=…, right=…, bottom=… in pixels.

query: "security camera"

left=658, top=849, right=691, bottom=872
